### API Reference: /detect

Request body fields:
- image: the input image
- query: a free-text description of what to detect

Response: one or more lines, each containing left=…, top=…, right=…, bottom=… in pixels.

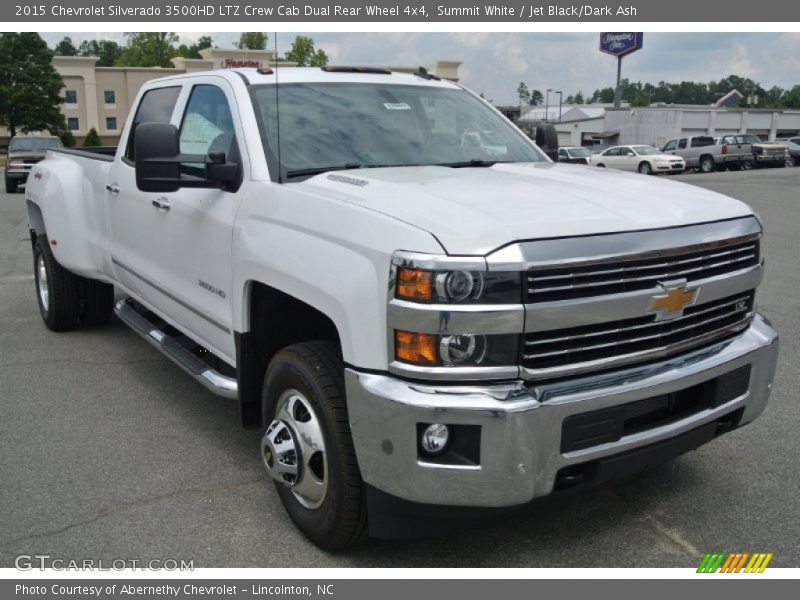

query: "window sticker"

left=383, top=102, right=411, bottom=110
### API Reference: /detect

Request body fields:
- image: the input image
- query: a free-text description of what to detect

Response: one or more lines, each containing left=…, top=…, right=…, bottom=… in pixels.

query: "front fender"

left=232, top=187, right=443, bottom=370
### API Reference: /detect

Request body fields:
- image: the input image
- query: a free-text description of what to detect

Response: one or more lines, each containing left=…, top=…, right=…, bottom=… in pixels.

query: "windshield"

left=632, top=146, right=661, bottom=155
left=10, top=137, right=62, bottom=152
left=249, top=82, right=545, bottom=180
left=567, top=147, right=592, bottom=158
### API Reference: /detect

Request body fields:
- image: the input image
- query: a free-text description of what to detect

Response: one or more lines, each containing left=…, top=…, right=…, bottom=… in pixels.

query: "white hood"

left=300, top=162, right=754, bottom=255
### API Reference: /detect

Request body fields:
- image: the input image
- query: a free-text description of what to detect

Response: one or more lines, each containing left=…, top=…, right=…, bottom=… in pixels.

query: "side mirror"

left=535, top=123, right=559, bottom=161
left=135, top=122, right=239, bottom=193
left=135, top=122, right=180, bottom=193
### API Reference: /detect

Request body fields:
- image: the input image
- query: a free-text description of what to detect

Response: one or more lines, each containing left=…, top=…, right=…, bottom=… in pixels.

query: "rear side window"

left=691, top=137, right=714, bottom=148
left=124, top=86, right=181, bottom=161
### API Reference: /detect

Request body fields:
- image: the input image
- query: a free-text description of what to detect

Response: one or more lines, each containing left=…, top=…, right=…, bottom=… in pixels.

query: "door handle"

left=106, top=183, right=120, bottom=195
left=152, top=197, right=171, bottom=211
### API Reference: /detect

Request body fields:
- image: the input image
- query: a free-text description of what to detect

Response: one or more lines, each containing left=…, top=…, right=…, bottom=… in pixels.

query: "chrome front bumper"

left=346, top=314, right=778, bottom=507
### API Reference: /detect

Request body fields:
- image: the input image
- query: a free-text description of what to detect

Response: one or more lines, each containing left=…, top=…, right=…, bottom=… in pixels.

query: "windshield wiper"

left=284, top=163, right=365, bottom=179
left=437, top=159, right=508, bottom=168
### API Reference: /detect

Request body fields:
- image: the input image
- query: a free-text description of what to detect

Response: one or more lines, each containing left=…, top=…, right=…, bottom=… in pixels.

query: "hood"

left=299, top=162, right=754, bottom=255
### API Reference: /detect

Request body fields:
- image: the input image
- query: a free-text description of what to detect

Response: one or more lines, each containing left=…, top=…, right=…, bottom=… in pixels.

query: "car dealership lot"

left=0, top=167, right=798, bottom=568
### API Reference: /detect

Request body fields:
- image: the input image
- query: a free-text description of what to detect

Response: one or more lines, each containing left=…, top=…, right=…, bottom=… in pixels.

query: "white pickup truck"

left=25, top=67, right=779, bottom=549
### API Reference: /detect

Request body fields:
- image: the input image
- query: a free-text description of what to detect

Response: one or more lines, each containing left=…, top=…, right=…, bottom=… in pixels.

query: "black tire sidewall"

left=262, top=349, right=352, bottom=547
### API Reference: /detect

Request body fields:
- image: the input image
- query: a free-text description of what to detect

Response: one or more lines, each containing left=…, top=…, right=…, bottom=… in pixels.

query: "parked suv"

left=4, top=135, right=62, bottom=193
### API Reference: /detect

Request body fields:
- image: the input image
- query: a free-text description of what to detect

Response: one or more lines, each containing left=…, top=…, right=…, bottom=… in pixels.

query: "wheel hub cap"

left=261, top=389, right=328, bottom=509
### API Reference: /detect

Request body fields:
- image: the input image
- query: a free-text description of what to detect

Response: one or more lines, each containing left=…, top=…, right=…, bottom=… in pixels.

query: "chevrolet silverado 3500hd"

left=25, top=67, right=779, bottom=549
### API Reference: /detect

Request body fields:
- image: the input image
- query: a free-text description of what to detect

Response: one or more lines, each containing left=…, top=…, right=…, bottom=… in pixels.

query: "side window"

left=178, top=85, right=238, bottom=177
left=691, top=137, right=713, bottom=148
left=558, top=149, right=567, bottom=158
left=678, top=139, right=687, bottom=149
left=605, top=148, right=618, bottom=156
left=124, top=86, right=181, bottom=162
left=663, top=140, right=676, bottom=151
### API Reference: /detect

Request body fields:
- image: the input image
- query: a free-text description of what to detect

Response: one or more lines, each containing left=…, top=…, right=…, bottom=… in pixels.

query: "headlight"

left=396, top=267, right=521, bottom=304
left=395, top=330, right=519, bottom=367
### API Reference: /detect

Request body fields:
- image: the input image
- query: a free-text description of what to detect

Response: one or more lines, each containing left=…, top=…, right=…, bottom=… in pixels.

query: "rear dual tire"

left=33, top=235, right=114, bottom=331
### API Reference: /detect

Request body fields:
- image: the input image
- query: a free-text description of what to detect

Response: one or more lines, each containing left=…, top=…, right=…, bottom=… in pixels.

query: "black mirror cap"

left=535, top=123, right=559, bottom=162
left=135, top=122, right=181, bottom=193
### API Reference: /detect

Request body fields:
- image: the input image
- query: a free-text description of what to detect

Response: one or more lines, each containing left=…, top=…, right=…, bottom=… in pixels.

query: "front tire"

left=262, top=341, right=367, bottom=550
left=33, top=235, right=79, bottom=331
left=638, top=161, right=653, bottom=175
left=739, top=160, right=753, bottom=171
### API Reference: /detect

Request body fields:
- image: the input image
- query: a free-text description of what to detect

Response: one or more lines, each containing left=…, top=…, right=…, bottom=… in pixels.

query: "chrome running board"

left=114, top=298, right=238, bottom=400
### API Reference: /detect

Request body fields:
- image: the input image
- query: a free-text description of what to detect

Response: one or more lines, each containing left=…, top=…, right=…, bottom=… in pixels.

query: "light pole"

left=556, top=91, right=563, bottom=122
left=545, top=88, right=552, bottom=123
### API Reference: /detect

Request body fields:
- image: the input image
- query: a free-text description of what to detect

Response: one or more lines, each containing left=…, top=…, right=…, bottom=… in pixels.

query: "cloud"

left=38, top=32, right=800, bottom=104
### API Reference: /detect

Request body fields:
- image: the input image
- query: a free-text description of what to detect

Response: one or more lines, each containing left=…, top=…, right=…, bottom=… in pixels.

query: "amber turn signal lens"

left=396, top=268, right=433, bottom=301
left=395, top=330, right=438, bottom=365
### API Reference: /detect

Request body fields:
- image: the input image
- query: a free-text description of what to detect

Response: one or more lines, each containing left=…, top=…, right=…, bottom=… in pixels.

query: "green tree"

left=285, top=36, right=329, bottom=67
left=58, top=128, right=76, bottom=147
left=54, top=36, right=78, bottom=56
left=78, top=39, right=123, bottom=67
left=115, top=32, right=179, bottom=68
left=529, top=89, right=544, bottom=106
left=83, top=127, right=102, bottom=147
left=175, top=35, right=213, bottom=59
left=574, top=91, right=585, bottom=104
left=516, top=82, right=530, bottom=106
left=236, top=32, right=268, bottom=50
left=0, top=33, right=65, bottom=138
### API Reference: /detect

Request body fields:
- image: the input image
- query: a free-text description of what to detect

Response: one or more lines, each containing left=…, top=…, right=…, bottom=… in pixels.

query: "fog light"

left=421, top=423, right=449, bottom=455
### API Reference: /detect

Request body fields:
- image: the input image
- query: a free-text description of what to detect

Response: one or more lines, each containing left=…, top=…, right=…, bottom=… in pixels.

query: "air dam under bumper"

left=345, top=314, right=778, bottom=507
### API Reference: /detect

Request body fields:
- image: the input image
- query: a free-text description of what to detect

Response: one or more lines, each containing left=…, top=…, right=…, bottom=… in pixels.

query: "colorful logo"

left=697, top=552, right=773, bottom=573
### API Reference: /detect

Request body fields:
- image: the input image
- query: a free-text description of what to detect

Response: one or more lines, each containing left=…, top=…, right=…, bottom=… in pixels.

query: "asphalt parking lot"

left=1, top=167, right=798, bottom=568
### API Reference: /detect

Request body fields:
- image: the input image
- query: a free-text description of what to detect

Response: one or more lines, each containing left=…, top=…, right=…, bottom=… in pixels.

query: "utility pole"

left=556, top=91, right=563, bottom=121
left=614, top=56, right=622, bottom=108
left=545, top=88, right=552, bottom=123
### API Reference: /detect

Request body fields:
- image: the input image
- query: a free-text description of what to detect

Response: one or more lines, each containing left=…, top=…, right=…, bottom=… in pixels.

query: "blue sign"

left=599, top=32, right=644, bottom=57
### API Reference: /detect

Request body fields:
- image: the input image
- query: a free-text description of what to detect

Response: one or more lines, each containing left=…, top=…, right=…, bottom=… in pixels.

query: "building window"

left=65, top=90, right=78, bottom=105
left=67, top=117, right=79, bottom=131
left=104, top=90, right=116, bottom=105
left=106, top=117, right=118, bottom=131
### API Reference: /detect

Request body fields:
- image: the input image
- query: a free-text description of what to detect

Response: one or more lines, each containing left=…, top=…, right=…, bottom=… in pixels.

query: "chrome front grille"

left=522, top=291, right=754, bottom=371
left=526, top=238, right=759, bottom=303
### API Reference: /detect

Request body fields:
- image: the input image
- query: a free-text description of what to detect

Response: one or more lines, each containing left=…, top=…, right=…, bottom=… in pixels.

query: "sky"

left=40, top=32, right=800, bottom=105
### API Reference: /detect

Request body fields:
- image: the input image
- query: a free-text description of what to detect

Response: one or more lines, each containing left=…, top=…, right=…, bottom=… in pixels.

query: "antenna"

left=274, top=31, right=282, bottom=183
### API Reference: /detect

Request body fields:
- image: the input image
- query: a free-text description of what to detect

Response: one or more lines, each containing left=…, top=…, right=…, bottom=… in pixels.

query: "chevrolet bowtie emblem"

left=648, top=281, right=698, bottom=320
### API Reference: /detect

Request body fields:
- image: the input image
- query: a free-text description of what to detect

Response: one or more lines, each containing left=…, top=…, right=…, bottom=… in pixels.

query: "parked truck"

left=25, top=68, right=779, bottom=549
left=715, top=135, right=789, bottom=169
left=5, top=135, right=62, bottom=193
left=661, top=135, right=751, bottom=173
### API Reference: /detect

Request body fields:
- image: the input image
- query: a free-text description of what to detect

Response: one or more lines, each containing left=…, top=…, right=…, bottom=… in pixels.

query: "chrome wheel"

left=37, top=254, right=49, bottom=313
left=262, top=389, right=328, bottom=509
